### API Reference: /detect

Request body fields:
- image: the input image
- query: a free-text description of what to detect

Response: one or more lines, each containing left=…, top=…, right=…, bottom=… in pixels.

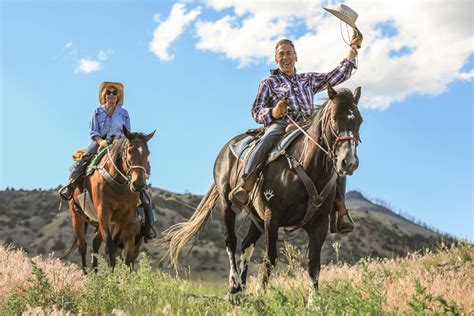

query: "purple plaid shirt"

left=252, top=58, right=356, bottom=126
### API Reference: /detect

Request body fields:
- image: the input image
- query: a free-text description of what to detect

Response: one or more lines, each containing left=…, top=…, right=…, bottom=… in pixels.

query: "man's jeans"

left=243, top=119, right=288, bottom=179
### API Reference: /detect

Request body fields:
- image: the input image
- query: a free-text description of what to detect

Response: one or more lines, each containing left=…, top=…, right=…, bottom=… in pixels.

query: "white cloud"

left=191, top=0, right=473, bottom=109
left=75, top=58, right=101, bottom=74
left=98, top=49, right=113, bottom=61
left=149, top=3, right=201, bottom=61
left=59, top=44, right=112, bottom=73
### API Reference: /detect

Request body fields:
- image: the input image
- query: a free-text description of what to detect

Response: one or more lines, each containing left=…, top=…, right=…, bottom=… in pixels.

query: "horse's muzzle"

left=131, top=181, right=145, bottom=192
left=341, top=156, right=359, bottom=175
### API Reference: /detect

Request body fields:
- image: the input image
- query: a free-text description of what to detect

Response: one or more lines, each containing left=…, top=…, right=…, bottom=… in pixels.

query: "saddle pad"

left=230, top=135, right=257, bottom=162
left=86, top=146, right=109, bottom=176
left=77, top=189, right=98, bottom=222
left=230, top=128, right=303, bottom=163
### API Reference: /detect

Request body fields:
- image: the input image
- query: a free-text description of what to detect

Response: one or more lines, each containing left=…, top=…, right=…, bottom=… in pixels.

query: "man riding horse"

left=229, top=29, right=363, bottom=234
left=59, top=82, right=156, bottom=241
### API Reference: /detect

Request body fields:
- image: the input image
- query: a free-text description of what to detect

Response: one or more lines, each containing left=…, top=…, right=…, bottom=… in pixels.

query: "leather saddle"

left=229, top=125, right=308, bottom=163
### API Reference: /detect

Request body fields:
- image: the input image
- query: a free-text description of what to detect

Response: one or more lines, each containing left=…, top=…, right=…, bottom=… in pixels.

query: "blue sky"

left=1, top=1, right=472, bottom=240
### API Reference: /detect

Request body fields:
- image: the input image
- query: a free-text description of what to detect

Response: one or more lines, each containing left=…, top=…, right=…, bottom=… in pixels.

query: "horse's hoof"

left=228, top=283, right=242, bottom=294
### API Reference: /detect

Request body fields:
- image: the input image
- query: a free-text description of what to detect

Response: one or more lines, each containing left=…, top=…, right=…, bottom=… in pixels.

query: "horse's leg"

left=91, top=230, right=102, bottom=272
left=239, top=219, right=262, bottom=290
left=68, top=203, right=88, bottom=273
left=262, top=207, right=278, bottom=289
left=305, top=216, right=330, bottom=290
left=221, top=200, right=240, bottom=294
left=128, top=234, right=143, bottom=268
left=123, top=237, right=136, bottom=268
left=98, top=207, right=116, bottom=267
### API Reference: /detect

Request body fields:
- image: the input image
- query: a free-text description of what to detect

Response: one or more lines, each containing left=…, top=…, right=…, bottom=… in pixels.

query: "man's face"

left=275, top=43, right=297, bottom=76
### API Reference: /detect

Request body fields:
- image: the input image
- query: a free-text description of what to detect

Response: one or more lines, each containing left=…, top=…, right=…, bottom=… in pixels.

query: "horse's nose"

left=132, top=181, right=145, bottom=192
left=342, top=157, right=358, bottom=171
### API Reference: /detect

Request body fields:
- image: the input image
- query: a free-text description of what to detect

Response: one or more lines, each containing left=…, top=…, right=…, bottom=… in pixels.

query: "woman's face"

left=104, top=87, right=119, bottom=106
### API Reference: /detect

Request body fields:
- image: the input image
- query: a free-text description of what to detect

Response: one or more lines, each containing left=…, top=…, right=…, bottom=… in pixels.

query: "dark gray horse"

left=163, top=84, right=363, bottom=293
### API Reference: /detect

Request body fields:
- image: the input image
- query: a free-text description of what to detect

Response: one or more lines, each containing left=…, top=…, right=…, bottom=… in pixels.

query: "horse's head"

left=323, top=84, right=363, bottom=176
left=122, top=126, right=156, bottom=192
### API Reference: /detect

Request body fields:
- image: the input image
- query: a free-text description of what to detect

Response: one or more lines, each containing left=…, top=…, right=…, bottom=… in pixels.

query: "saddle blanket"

left=230, top=127, right=304, bottom=163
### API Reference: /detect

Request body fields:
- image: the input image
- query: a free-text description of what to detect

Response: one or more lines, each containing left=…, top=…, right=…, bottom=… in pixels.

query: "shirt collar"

left=99, top=104, right=123, bottom=112
left=270, top=68, right=298, bottom=78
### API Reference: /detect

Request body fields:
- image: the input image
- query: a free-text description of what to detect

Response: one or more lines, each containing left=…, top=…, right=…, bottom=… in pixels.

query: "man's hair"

left=275, top=39, right=296, bottom=53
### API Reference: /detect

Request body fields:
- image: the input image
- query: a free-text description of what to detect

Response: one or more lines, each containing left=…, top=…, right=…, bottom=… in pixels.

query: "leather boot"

left=59, top=178, right=79, bottom=200
left=143, top=204, right=156, bottom=242
left=330, top=176, right=355, bottom=234
left=229, top=172, right=258, bottom=207
left=140, top=192, right=156, bottom=243
left=336, top=211, right=355, bottom=234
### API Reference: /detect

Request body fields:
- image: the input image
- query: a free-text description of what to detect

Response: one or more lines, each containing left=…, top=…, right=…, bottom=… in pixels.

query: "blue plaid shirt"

left=252, top=58, right=356, bottom=126
left=89, top=105, right=131, bottom=141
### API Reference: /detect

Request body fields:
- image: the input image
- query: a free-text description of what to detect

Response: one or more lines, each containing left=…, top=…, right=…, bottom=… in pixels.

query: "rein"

left=278, top=99, right=357, bottom=231
left=286, top=100, right=359, bottom=164
left=97, top=139, right=149, bottom=187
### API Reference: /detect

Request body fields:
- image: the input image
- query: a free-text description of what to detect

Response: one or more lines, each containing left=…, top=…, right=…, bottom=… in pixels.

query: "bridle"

left=323, top=104, right=361, bottom=159
left=286, top=99, right=360, bottom=163
left=103, top=139, right=149, bottom=186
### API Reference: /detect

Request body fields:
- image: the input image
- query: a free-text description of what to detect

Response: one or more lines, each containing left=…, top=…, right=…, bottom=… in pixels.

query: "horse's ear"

left=354, top=87, right=362, bottom=105
left=123, top=125, right=132, bottom=139
left=144, top=130, right=156, bottom=142
left=327, top=83, right=337, bottom=100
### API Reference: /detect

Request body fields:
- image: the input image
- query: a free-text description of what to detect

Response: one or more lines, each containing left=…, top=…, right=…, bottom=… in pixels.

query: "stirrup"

left=330, top=210, right=355, bottom=234
left=337, top=212, right=355, bottom=234
left=59, top=185, right=74, bottom=201
left=143, top=226, right=157, bottom=243
left=229, top=186, right=250, bottom=208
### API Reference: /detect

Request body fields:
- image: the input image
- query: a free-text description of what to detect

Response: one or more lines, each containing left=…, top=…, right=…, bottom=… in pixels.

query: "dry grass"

left=0, top=243, right=85, bottom=298
left=250, top=242, right=474, bottom=313
left=1, top=241, right=472, bottom=314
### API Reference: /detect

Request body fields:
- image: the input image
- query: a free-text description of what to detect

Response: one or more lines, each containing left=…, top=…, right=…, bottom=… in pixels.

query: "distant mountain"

left=0, top=187, right=455, bottom=280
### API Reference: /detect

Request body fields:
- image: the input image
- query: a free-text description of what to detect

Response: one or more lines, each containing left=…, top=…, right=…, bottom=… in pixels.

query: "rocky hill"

left=0, top=187, right=455, bottom=280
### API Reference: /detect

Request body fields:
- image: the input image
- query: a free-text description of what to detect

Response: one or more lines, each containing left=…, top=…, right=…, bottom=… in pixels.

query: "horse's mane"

left=311, top=87, right=355, bottom=132
left=108, top=137, right=129, bottom=160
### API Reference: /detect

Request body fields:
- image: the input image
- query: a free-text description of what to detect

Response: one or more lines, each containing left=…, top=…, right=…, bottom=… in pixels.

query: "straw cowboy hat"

left=99, top=81, right=124, bottom=105
left=324, top=4, right=358, bottom=29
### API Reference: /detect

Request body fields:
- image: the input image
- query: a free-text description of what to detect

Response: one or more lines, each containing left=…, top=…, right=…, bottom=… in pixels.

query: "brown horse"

left=68, top=126, right=155, bottom=271
left=163, top=85, right=363, bottom=293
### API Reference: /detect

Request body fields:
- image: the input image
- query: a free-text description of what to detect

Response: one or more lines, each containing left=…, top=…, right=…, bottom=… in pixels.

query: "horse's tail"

left=161, top=183, right=219, bottom=270
left=61, top=236, right=77, bottom=259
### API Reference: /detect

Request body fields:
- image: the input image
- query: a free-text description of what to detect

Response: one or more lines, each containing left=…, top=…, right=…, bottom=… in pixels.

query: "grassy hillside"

left=1, top=242, right=472, bottom=315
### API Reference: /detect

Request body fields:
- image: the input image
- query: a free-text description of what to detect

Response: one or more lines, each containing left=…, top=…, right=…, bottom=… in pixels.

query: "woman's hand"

left=97, top=138, right=109, bottom=148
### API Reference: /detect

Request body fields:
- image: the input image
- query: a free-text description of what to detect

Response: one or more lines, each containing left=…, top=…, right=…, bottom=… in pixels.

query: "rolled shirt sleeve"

left=251, top=80, right=274, bottom=126
left=309, top=59, right=356, bottom=94
left=124, top=109, right=131, bottom=131
left=89, top=109, right=101, bottom=140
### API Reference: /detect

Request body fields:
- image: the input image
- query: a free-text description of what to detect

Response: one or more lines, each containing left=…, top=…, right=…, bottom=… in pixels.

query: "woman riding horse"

left=230, top=29, right=363, bottom=234
left=59, top=81, right=156, bottom=241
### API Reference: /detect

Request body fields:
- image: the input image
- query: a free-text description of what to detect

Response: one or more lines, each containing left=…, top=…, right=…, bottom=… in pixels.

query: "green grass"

left=1, top=242, right=472, bottom=315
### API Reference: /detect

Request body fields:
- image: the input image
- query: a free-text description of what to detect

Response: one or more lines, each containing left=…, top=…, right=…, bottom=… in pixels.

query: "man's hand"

left=272, top=98, right=289, bottom=119
left=97, top=138, right=109, bottom=148
left=350, top=27, right=363, bottom=49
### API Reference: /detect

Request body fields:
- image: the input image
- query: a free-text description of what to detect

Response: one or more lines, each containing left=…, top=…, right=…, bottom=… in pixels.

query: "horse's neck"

left=105, top=144, right=127, bottom=180
left=298, top=111, right=334, bottom=185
